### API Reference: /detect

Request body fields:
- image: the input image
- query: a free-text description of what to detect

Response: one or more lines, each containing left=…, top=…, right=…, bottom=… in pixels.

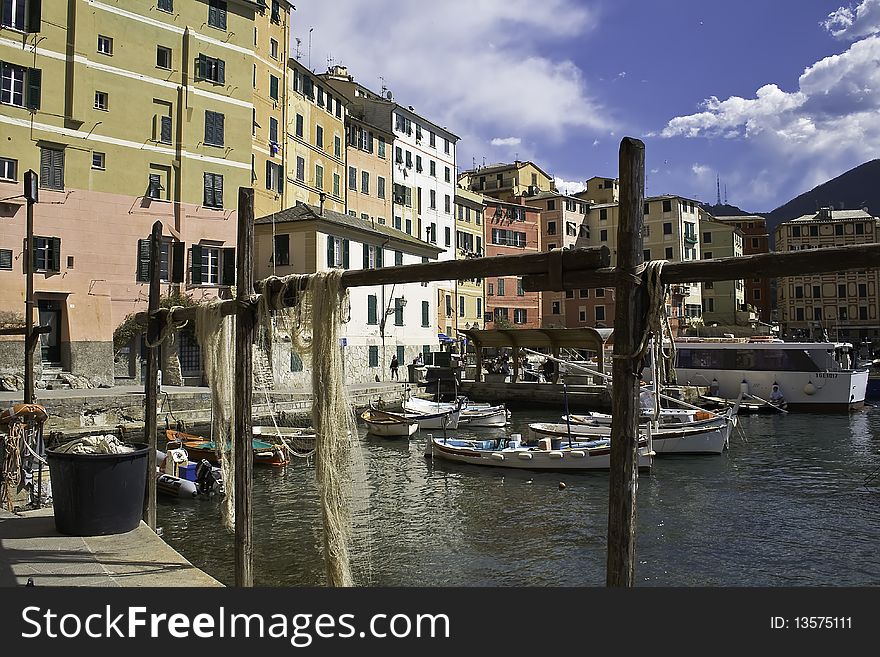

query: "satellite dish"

left=386, top=91, right=393, bottom=100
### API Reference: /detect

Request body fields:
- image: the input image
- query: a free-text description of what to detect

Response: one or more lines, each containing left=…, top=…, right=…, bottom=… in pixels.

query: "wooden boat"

left=253, top=425, right=316, bottom=453
left=425, top=434, right=653, bottom=471
left=164, top=429, right=289, bottom=467
left=403, top=395, right=509, bottom=428
left=530, top=410, right=734, bottom=456
left=360, top=408, right=419, bottom=437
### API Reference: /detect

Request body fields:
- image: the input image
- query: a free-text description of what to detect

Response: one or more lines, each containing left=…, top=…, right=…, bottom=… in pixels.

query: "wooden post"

left=234, top=188, right=256, bottom=588
left=23, top=171, right=37, bottom=404
left=606, top=137, right=648, bottom=587
left=142, top=220, right=162, bottom=530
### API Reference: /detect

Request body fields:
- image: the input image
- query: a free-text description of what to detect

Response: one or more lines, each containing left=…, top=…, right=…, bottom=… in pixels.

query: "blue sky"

left=292, top=0, right=880, bottom=212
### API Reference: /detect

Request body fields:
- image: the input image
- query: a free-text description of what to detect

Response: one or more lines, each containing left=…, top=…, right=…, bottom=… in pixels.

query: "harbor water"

left=156, top=405, right=880, bottom=586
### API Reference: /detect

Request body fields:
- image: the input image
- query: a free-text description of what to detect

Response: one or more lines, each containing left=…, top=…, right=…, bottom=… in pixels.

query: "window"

left=665, top=247, right=673, bottom=259
left=703, top=231, right=712, bottom=243
left=599, top=208, right=608, bottom=221
left=265, top=161, right=283, bottom=193
left=348, top=166, right=357, bottom=191
left=579, top=289, right=588, bottom=298
left=190, top=244, right=234, bottom=286
left=595, top=288, right=605, bottom=298
left=445, top=166, right=451, bottom=183
left=643, top=249, right=651, bottom=261
left=366, top=295, right=378, bottom=325
left=394, top=298, right=404, bottom=326
left=203, top=172, right=223, bottom=208
left=273, top=234, right=289, bottom=266
left=835, top=224, right=844, bottom=236
left=197, top=54, right=225, bottom=84
left=794, top=286, right=804, bottom=299
left=157, top=46, right=171, bottom=69
left=269, top=75, right=279, bottom=101
left=97, top=35, right=113, bottom=56
left=39, top=146, right=63, bottom=190
left=551, top=301, right=561, bottom=314
left=207, top=0, right=227, bottom=30
left=326, top=236, right=349, bottom=268
left=91, top=151, right=105, bottom=170
left=377, top=138, right=386, bottom=159
left=663, top=222, right=673, bottom=235
left=361, top=170, right=369, bottom=195
left=753, top=289, right=761, bottom=300
left=416, top=155, right=422, bottom=173
left=444, top=138, right=450, bottom=154
left=420, top=300, right=430, bottom=327
left=704, top=251, right=713, bottom=259
left=497, top=278, right=505, bottom=296
left=0, top=248, right=12, bottom=270
left=32, top=236, right=60, bottom=272
left=662, top=199, right=672, bottom=212
left=315, top=125, right=323, bottom=149
left=295, top=156, right=304, bottom=182
left=839, top=306, right=848, bottom=320
left=334, top=135, right=341, bottom=158
left=315, top=164, right=323, bottom=190
left=856, top=223, right=865, bottom=235
left=547, top=221, right=556, bottom=235
left=600, top=229, right=608, bottom=242
left=295, top=114, right=304, bottom=138
left=204, top=110, right=224, bottom=147
left=705, top=298, right=715, bottom=313
left=405, top=150, right=412, bottom=168
left=429, top=189, right=436, bottom=210
left=147, top=165, right=169, bottom=200
left=377, top=176, right=385, bottom=200
left=514, top=308, right=527, bottom=324
left=268, top=116, right=278, bottom=145
left=1, top=62, right=40, bottom=109
left=595, top=306, right=605, bottom=322
left=860, top=306, right=869, bottom=320
left=859, top=283, right=867, bottom=298
left=0, top=157, right=17, bottom=181
left=94, top=91, right=108, bottom=111
left=444, top=195, right=451, bottom=213
left=368, top=345, right=379, bottom=368
left=270, top=39, right=278, bottom=60
left=813, top=285, right=821, bottom=298
left=158, top=0, right=173, bottom=12
left=838, top=284, right=847, bottom=298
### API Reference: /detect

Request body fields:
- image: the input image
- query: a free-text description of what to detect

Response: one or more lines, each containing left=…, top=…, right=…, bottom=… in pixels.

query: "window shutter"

left=53, top=149, right=63, bottom=189
left=363, top=244, right=369, bottom=270
left=265, top=160, right=272, bottom=190
left=50, top=237, right=60, bottom=272
left=367, top=295, right=377, bottom=324
left=190, top=245, right=203, bottom=284
left=326, top=237, right=334, bottom=268
left=136, top=239, right=151, bottom=282
left=203, top=174, right=212, bottom=206
left=215, top=112, right=224, bottom=146
left=204, top=111, right=213, bottom=144
left=40, top=149, right=51, bottom=186
left=197, top=54, right=205, bottom=80
left=26, top=68, right=41, bottom=110
left=221, top=247, right=235, bottom=286
left=219, top=4, right=227, bottom=30
left=213, top=174, right=222, bottom=207
left=160, top=115, right=172, bottom=143
left=171, top=241, right=185, bottom=283
left=26, top=0, right=41, bottom=33
left=342, top=239, right=349, bottom=269
left=148, top=173, right=161, bottom=198
left=217, top=59, right=225, bottom=84
left=376, top=248, right=383, bottom=268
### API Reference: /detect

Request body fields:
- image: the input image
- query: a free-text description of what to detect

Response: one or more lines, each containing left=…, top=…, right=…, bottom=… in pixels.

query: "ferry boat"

left=669, top=338, right=867, bottom=412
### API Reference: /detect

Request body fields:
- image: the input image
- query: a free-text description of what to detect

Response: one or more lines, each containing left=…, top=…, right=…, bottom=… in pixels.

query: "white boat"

left=403, top=396, right=508, bottom=428
left=425, top=434, right=653, bottom=471
left=156, top=448, right=223, bottom=499
left=567, top=408, right=713, bottom=426
left=360, top=408, right=419, bottom=437
left=670, top=338, right=868, bottom=412
left=253, top=425, right=317, bottom=453
left=531, top=410, right=734, bottom=456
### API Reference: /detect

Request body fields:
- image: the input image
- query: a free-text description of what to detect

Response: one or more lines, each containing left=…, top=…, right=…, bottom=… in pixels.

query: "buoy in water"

left=559, top=482, right=567, bottom=490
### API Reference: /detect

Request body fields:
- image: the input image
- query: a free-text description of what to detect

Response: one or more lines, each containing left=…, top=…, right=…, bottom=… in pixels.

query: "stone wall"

left=64, top=341, right=114, bottom=387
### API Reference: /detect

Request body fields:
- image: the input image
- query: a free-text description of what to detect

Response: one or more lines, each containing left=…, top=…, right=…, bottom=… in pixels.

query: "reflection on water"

left=156, top=405, right=880, bottom=587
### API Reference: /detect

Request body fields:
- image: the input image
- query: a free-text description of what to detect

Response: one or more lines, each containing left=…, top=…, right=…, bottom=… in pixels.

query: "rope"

left=145, top=305, right=188, bottom=347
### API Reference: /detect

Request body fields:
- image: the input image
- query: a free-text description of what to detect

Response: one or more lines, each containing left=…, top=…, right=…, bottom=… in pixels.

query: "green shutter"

left=265, top=160, right=272, bottom=190
left=26, top=68, right=41, bottom=110
left=203, top=173, right=213, bottom=206
left=367, top=295, right=377, bottom=325
left=342, top=239, right=349, bottom=269
left=191, top=245, right=203, bottom=284
left=214, top=174, right=222, bottom=207
left=50, top=237, right=60, bottom=272
left=217, top=59, right=225, bottom=84
left=197, top=54, right=205, bottom=80
left=363, top=244, right=369, bottom=269
left=136, top=239, right=151, bottom=282
left=376, top=247, right=383, bottom=268
left=204, top=111, right=213, bottom=144
left=171, top=241, right=185, bottom=283
left=221, top=247, right=235, bottom=286
left=326, top=236, right=334, bottom=268
left=422, top=300, right=429, bottom=327
left=215, top=112, right=224, bottom=146
left=26, top=0, right=41, bottom=33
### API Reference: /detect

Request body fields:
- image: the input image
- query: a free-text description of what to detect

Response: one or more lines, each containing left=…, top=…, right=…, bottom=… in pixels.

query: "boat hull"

left=164, top=430, right=289, bottom=467
left=362, top=420, right=419, bottom=437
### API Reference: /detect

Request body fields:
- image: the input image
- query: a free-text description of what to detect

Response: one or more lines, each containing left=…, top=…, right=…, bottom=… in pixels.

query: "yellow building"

left=458, top=160, right=554, bottom=203
left=286, top=58, right=346, bottom=213
left=453, top=189, right=487, bottom=336
left=0, top=0, right=259, bottom=385
left=580, top=176, right=619, bottom=204
left=699, top=218, right=747, bottom=326
left=252, top=0, right=293, bottom=218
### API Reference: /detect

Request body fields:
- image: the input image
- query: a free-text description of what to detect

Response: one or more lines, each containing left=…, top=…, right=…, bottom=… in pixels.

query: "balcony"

left=684, top=234, right=698, bottom=245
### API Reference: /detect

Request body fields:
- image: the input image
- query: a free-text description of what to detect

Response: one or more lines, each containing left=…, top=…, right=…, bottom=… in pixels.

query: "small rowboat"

left=164, top=429, right=289, bottom=467
left=360, top=408, right=419, bottom=438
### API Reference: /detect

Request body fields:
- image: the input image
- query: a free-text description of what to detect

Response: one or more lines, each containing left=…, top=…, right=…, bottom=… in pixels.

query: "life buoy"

left=0, top=404, right=48, bottom=426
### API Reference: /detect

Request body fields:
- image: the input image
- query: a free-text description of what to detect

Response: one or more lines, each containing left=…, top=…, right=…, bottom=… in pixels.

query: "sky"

left=290, top=0, right=880, bottom=213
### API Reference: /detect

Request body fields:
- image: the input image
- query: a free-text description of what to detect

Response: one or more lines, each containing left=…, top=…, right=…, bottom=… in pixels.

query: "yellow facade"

left=453, top=189, right=486, bottom=337
left=341, top=115, right=393, bottom=225
left=286, top=58, right=346, bottom=214
left=252, top=1, right=292, bottom=218
left=458, top=161, right=554, bottom=202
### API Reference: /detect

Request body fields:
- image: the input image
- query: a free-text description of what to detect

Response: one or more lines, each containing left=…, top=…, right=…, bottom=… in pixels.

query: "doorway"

left=37, top=299, right=62, bottom=364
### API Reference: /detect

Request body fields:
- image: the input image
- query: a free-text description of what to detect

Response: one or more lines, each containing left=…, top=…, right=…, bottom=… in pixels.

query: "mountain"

left=699, top=203, right=753, bottom=217
left=765, top=159, right=880, bottom=236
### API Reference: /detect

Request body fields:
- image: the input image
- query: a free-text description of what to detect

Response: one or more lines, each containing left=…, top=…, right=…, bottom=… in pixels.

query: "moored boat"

left=403, top=395, right=509, bottom=428
left=164, top=429, right=290, bottom=467
left=360, top=408, right=419, bottom=437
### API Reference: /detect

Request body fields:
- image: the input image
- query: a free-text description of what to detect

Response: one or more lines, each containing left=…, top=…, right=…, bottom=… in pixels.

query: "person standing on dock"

left=390, top=355, right=400, bottom=381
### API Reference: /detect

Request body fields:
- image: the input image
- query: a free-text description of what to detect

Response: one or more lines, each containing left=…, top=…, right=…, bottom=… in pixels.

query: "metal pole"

left=143, top=220, right=162, bottom=530
left=24, top=171, right=37, bottom=404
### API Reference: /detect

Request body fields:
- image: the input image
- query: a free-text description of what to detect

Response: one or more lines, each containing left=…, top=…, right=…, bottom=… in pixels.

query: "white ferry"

left=670, top=338, right=868, bottom=412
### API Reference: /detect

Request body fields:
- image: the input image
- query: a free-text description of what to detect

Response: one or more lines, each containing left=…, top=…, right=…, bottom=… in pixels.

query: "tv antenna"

left=308, top=27, right=313, bottom=71
left=716, top=174, right=721, bottom=205
left=294, top=38, right=302, bottom=61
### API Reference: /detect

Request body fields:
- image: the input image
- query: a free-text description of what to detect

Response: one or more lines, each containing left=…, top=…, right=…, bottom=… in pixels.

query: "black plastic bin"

left=46, top=443, right=149, bottom=536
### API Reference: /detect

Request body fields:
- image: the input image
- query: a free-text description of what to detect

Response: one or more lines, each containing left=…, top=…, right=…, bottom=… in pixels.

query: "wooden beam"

left=522, top=242, right=880, bottom=291
left=607, top=137, right=648, bottom=588
left=131, top=246, right=611, bottom=326
left=142, top=220, right=162, bottom=530
left=234, top=188, right=256, bottom=588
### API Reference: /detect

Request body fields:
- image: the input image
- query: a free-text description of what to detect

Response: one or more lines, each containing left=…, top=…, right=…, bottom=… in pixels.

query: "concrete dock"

left=0, top=507, right=223, bottom=587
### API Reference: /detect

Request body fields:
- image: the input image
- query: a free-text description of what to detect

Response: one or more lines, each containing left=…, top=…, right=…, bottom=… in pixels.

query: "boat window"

left=676, top=348, right=820, bottom=372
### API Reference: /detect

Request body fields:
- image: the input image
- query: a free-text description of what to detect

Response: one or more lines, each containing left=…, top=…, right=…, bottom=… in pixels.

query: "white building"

left=254, top=201, right=442, bottom=385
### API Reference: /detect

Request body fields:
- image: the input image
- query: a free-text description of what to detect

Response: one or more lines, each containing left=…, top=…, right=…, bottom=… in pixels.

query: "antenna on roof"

left=716, top=174, right=721, bottom=206
left=308, top=27, right=314, bottom=71
left=724, top=184, right=728, bottom=205
left=294, top=38, right=302, bottom=61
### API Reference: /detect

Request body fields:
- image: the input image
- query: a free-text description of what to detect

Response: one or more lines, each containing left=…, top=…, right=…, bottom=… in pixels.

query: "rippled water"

left=156, top=405, right=880, bottom=587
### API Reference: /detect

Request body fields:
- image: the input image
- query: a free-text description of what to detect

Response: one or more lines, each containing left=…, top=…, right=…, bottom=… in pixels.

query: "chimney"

left=319, top=192, right=326, bottom=216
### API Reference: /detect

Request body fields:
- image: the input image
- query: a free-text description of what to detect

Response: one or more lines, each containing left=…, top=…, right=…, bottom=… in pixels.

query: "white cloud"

left=293, top=0, right=614, bottom=168
left=691, top=164, right=712, bottom=177
left=553, top=177, right=586, bottom=195
left=822, top=0, right=880, bottom=40
left=490, top=137, right=522, bottom=147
